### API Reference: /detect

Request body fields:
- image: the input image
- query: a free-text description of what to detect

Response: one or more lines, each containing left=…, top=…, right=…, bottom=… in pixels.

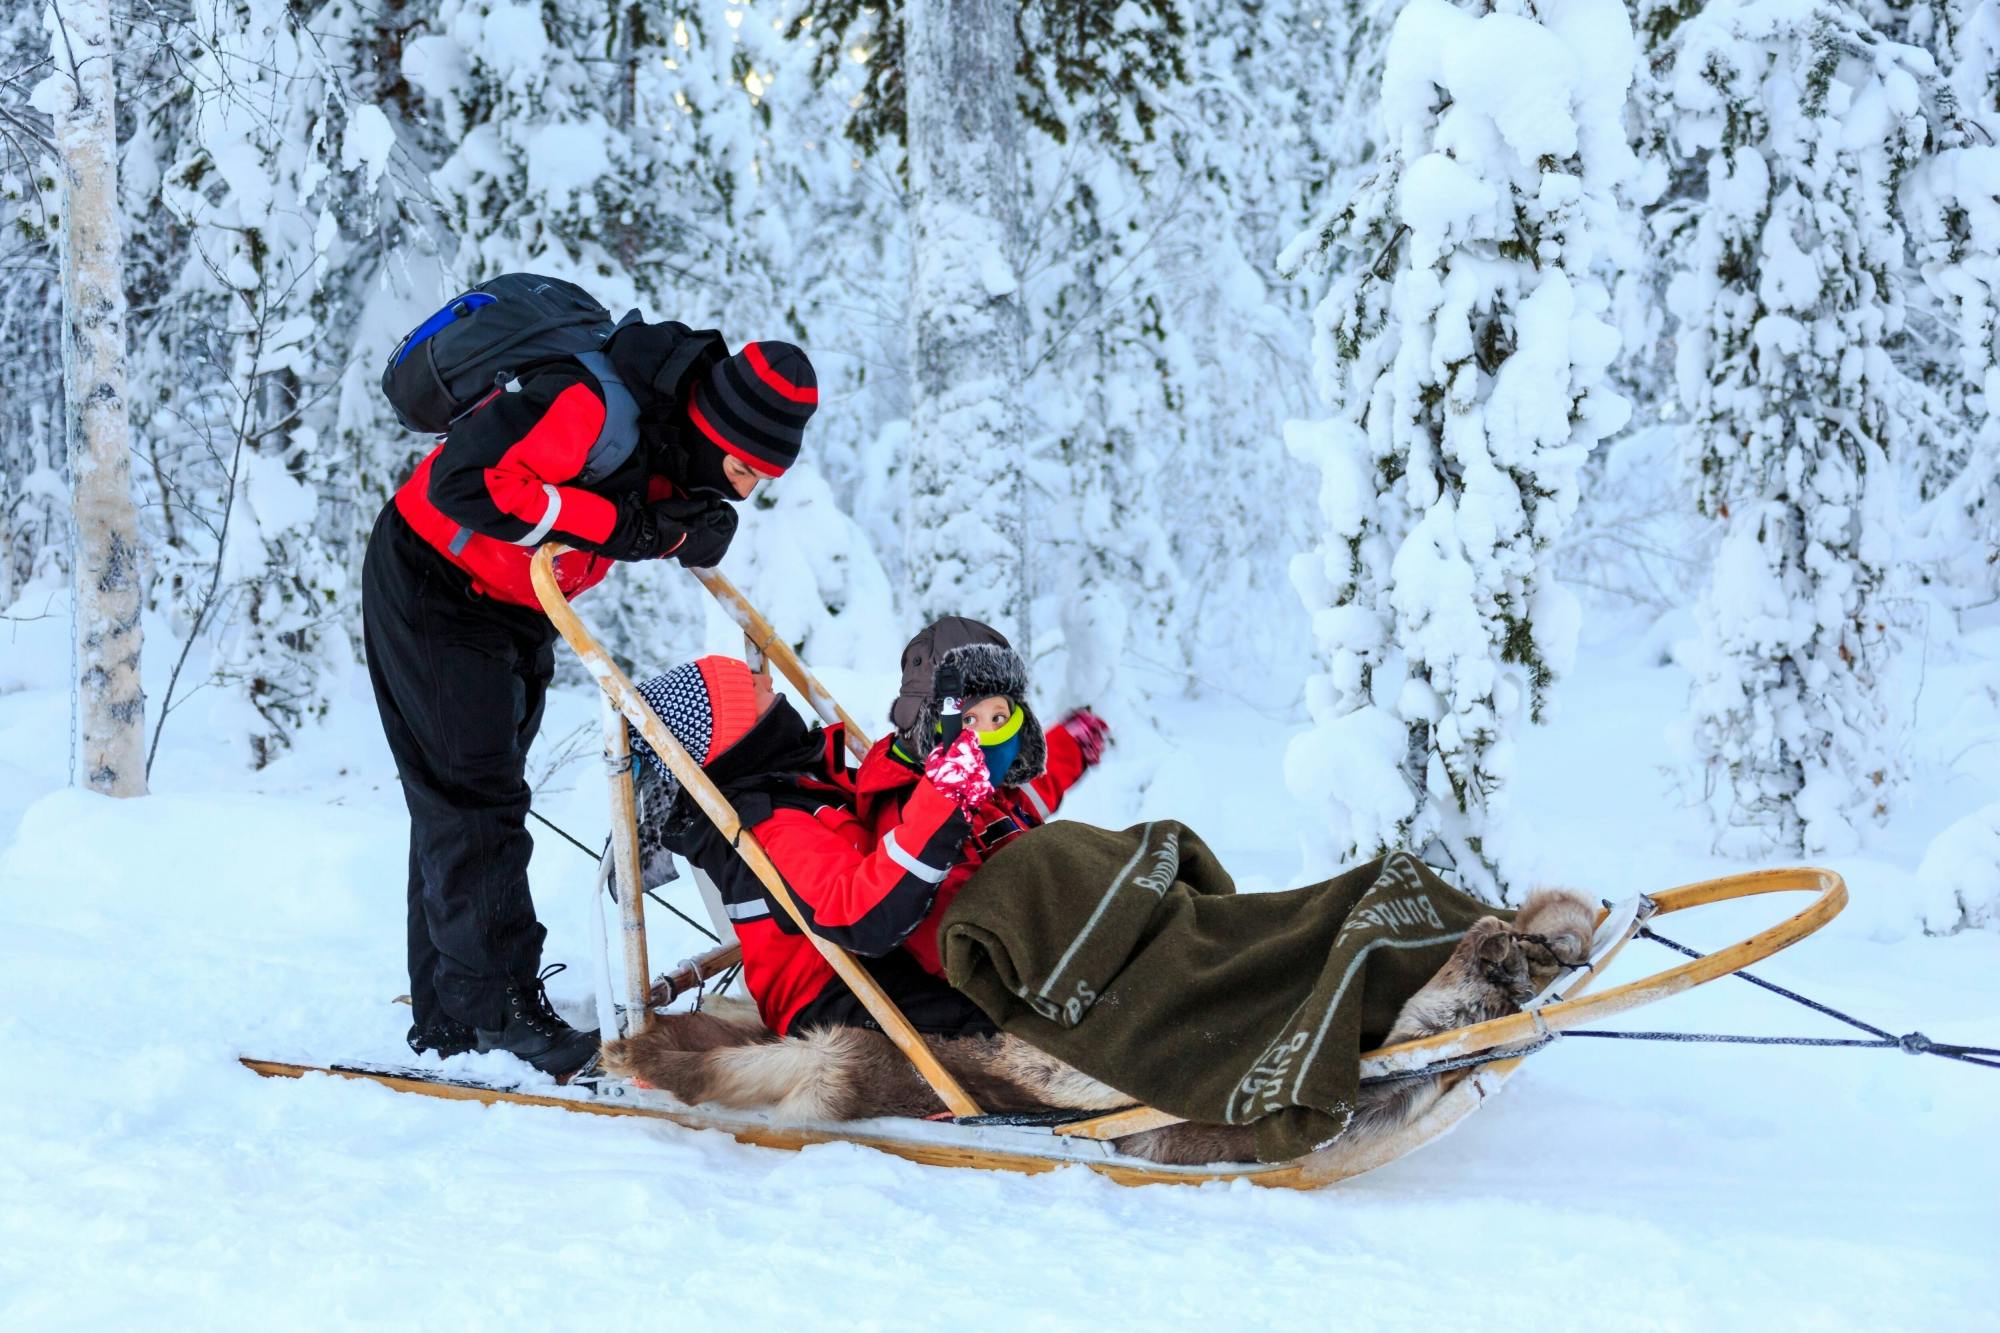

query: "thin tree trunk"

left=902, top=0, right=1030, bottom=642
left=46, top=0, right=147, bottom=796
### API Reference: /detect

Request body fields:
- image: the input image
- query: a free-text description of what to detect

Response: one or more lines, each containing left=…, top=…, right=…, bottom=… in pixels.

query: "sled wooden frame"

left=242, top=865, right=1846, bottom=1187
left=523, top=544, right=1849, bottom=1183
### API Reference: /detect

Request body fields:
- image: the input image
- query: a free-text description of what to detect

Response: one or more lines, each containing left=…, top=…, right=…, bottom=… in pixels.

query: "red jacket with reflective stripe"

left=690, top=718, right=976, bottom=1036
left=852, top=724, right=1089, bottom=978
left=392, top=366, right=680, bottom=607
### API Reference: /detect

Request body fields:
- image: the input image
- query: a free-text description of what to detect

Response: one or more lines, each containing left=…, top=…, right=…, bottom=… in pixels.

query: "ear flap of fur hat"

left=902, top=642, right=1047, bottom=786
left=890, top=617, right=1013, bottom=735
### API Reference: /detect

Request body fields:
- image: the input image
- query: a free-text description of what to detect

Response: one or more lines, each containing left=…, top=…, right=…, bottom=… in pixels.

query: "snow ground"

left=1, top=599, right=1995, bottom=1330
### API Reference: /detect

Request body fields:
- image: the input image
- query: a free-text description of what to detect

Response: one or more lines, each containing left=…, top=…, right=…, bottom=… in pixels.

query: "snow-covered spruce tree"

left=1281, top=0, right=1634, bottom=894
left=127, top=0, right=383, bottom=769
left=36, top=0, right=148, bottom=795
left=1661, top=1, right=1937, bottom=854
left=0, top=7, right=66, bottom=610
left=1907, top=1, right=2000, bottom=602
left=1150, top=0, right=1344, bottom=699
left=898, top=0, right=1032, bottom=637
left=1013, top=2, right=1187, bottom=710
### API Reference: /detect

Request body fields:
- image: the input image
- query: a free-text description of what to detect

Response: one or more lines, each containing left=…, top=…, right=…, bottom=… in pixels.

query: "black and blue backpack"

left=380, top=272, right=643, bottom=485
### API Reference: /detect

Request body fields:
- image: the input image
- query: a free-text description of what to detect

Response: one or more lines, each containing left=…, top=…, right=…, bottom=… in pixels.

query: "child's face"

left=752, top=667, right=777, bottom=716
left=961, top=694, right=1012, bottom=735
left=721, top=455, right=762, bottom=499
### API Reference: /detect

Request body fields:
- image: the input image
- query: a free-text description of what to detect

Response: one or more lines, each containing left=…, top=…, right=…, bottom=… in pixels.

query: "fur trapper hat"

left=898, top=640, right=1047, bottom=786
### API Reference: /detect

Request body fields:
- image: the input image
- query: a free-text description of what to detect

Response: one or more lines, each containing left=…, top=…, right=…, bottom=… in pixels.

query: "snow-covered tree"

left=36, top=0, right=148, bottom=795
left=1660, top=0, right=1938, bottom=854
left=899, top=0, right=1031, bottom=638
left=1907, top=1, right=2000, bottom=603
left=1282, top=0, right=1635, bottom=894
left=121, top=0, right=385, bottom=768
left=0, top=40, right=65, bottom=610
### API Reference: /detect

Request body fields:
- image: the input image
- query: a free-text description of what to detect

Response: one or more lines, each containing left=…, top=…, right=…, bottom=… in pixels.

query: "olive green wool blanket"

left=939, top=821, right=1500, bottom=1162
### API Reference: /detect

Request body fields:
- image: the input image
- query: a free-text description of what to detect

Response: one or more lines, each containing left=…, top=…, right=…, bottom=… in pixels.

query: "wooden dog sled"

left=244, top=545, right=1849, bottom=1188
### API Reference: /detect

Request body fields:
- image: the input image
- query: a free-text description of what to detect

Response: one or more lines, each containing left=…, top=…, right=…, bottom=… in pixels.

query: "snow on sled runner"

left=243, top=545, right=1849, bottom=1188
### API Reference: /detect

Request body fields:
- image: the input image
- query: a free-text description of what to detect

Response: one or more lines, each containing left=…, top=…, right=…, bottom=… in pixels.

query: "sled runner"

left=243, top=546, right=1849, bottom=1187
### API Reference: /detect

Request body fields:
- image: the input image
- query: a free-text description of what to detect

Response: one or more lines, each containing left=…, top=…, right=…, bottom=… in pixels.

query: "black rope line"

left=1561, top=1028, right=2000, bottom=1066
left=1358, top=1037, right=1558, bottom=1087
left=644, top=888, right=722, bottom=944
left=527, top=807, right=599, bottom=860
left=530, top=805, right=721, bottom=943
left=1575, top=918, right=2000, bottom=1072
left=1357, top=915, right=2000, bottom=1087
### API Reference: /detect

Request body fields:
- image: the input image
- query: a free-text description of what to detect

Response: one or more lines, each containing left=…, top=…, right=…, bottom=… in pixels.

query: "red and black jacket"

left=663, top=699, right=976, bottom=1036
left=392, top=325, right=724, bottom=607
left=852, top=724, right=1089, bottom=978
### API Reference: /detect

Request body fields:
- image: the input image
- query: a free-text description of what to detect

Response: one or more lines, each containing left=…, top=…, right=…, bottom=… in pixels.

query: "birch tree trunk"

left=44, top=0, right=147, bottom=796
left=902, top=0, right=1030, bottom=640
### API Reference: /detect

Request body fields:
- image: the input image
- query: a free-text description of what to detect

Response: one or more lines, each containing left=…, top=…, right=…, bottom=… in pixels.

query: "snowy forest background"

left=4, top=0, right=1998, bottom=929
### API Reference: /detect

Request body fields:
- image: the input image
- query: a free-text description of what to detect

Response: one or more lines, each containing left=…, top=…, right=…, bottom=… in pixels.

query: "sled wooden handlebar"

left=692, top=567, right=873, bottom=763
left=531, top=544, right=984, bottom=1117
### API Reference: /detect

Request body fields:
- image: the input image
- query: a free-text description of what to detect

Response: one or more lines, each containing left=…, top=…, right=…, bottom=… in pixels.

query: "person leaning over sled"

left=362, top=305, right=818, bottom=1077
left=628, top=655, right=1012, bottom=1039
left=851, top=617, right=1111, bottom=979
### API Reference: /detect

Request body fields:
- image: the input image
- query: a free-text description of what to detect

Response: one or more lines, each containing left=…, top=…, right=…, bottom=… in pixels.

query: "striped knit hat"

left=631, top=655, right=760, bottom=774
left=686, top=341, right=817, bottom=478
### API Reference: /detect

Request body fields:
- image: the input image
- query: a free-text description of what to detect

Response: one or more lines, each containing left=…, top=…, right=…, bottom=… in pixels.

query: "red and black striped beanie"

left=686, top=341, right=817, bottom=478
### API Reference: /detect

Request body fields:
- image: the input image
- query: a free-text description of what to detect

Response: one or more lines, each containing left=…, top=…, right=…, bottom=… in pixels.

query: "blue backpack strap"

left=573, top=349, right=642, bottom=485
left=395, top=291, right=496, bottom=367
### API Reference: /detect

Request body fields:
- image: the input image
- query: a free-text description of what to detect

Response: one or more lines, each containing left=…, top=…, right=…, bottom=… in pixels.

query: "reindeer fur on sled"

left=600, top=889, right=1596, bottom=1165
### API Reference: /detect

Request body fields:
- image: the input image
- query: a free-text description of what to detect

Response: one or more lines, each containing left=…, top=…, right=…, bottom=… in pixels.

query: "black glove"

left=595, top=495, right=734, bottom=564
left=933, top=659, right=967, bottom=751
left=664, top=496, right=737, bottom=568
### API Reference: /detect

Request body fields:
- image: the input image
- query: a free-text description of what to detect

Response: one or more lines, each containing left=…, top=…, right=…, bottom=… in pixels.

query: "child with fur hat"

left=628, top=655, right=1001, bottom=1038
left=852, top=617, right=1111, bottom=979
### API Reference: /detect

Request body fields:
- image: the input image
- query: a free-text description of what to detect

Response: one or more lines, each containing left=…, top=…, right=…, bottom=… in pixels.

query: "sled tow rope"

left=1362, top=917, right=2000, bottom=1086
left=528, top=806, right=721, bottom=944
left=1549, top=921, right=2000, bottom=1070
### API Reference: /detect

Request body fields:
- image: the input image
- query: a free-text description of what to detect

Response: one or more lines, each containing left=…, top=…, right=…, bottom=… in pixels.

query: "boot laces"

left=510, top=963, right=571, bottom=1036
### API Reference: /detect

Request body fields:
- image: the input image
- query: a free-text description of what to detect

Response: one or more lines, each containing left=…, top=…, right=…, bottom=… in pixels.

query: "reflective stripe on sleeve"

left=514, top=483, right=563, bottom=546
left=725, top=898, right=772, bottom=922
left=1020, top=783, right=1052, bottom=822
left=882, top=828, right=949, bottom=885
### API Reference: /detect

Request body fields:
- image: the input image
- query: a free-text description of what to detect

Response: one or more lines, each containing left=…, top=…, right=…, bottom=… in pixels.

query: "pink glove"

left=1059, top=708, right=1111, bottom=767
left=923, top=728, right=995, bottom=812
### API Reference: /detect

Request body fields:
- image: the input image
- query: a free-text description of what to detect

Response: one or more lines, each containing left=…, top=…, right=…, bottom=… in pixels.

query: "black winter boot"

left=473, top=964, right=600, bottom=1080
left=408, top=1014, right=477, bottom=1059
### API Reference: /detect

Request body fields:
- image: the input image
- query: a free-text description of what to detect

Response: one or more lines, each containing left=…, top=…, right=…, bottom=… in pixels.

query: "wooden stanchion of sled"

left=242, top=545, right=1849, bottom=1189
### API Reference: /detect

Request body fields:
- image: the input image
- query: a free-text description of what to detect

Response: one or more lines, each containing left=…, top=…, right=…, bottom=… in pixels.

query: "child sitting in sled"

left=849, top=617, right=1110, bottom=979
left=614, top=618, right=1108, bottom=1042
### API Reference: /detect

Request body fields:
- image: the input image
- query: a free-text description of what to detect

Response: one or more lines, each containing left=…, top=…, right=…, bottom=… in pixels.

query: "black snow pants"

left=362, top=503, right=556, bottom=1033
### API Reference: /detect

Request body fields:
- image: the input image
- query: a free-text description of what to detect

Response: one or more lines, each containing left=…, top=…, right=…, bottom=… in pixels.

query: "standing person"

left=363, top=309, right=818, bottom=1076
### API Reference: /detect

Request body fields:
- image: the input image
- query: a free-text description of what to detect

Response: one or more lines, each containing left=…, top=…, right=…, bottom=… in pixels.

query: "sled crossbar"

left=530, top=545, right=985, bottom=1117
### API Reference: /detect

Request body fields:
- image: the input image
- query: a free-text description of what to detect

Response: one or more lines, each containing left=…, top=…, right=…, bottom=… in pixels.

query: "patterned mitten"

left=922, top=727, right=995, bottom=812
left=1058, top=708, right=1112, bottom=766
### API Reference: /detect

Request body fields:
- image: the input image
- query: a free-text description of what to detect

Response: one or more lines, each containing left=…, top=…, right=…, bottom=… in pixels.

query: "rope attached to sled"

left=530, top=806, right=722, bottom=943
left=1360, top=917, right=2000, bottom=1087
left=1552, top=922, right=2000, bottom=1069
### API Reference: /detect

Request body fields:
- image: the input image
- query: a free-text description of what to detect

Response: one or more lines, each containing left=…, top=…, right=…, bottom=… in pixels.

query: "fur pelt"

left=599, top=889, right=1597, bottom=1166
